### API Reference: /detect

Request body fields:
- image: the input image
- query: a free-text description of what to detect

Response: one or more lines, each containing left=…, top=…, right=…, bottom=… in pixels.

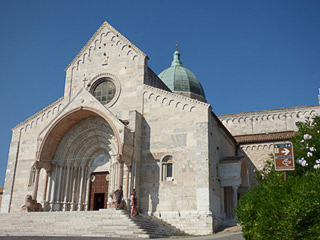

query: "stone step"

left=0, top=210, right=183, bottom=238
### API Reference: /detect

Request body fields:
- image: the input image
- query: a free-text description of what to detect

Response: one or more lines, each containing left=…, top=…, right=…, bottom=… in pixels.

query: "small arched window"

left=161, top=155, right=174, bottom=181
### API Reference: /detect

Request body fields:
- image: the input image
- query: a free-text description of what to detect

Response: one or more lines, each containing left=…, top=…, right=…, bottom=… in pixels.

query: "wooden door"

left=89, top=172, right=109, bottom=211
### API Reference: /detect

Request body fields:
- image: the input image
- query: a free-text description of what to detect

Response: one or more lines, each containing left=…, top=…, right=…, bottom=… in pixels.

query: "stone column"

left=117, top=162, right=124, bottom=188
left=81, top=167, right=88, bottom=211
left=47, top=169, right=53, bottom=203
left=49, top=164, right=58, bottom=210
left=43, top=170, right=50, bottom=210
left=124, top=165, right=131, bottom=210
left=71, top=166, right=79, bottom=211
left=130, top=162, right=135, bottom=192
left=107, top=163, right=115, bottom=206
left=32, top=164, right=41, bottom=201
left=124, top=165, right=131, bottom=199
left=112, top=163, right=117, bottom=191
left=47, top=170, right=53, bottom=206
left=232, top=185, right=238, bottom=217
left=59, top=166, right=66, bottom=209
left=78, top=166, right=85, bottom=211
left=76, top=166, right=81, bottom=210
left=56, top=165, right=63, bottom=210
left=62, top=165, right=70, bottom=211
left=67, top=165, right=74, bottom=210
left=85, top=171, right=90, bottom=211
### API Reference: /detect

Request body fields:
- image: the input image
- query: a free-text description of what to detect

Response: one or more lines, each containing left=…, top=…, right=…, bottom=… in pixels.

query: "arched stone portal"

left=33, top=108, right=133, bottom=211
left=45, top=116, right=117, bottom=211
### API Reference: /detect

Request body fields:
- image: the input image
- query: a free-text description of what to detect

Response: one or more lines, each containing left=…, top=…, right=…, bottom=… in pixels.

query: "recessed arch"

left=37, top=107, right=122, bottom=167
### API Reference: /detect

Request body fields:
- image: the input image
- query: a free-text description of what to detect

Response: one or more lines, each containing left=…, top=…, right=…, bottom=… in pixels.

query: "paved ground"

left=168, top=232, right=244, bottom=240
left=0, top=226, right=244, bottom=240
left=0, top=234, right=244, bottom=240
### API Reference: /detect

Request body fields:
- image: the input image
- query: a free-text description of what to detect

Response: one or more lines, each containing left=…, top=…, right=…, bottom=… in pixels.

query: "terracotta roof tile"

left=235, top=131, right=296, bottom=144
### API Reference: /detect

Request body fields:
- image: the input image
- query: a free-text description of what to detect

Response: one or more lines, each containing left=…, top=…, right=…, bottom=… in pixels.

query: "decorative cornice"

left=143, top=84, right=210, bottom=108
left=12, top=97, right=64, bottom=130
left=218, top=105, right=320, bottom=120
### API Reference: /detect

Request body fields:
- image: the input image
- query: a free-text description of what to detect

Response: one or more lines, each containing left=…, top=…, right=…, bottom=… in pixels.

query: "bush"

left=236, top=116, right=320, bottom=240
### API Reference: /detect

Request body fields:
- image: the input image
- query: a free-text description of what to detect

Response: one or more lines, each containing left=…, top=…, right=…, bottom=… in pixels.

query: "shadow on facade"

left=139, top=118, right=160, bottom=214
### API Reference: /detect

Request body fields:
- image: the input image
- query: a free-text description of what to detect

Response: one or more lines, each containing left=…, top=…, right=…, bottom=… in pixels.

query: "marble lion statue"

left=21, top=195, right=43, bottom=212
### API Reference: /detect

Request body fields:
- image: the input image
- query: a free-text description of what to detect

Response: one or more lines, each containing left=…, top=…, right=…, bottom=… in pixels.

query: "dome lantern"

left=158, top=49, right=206, bottom=102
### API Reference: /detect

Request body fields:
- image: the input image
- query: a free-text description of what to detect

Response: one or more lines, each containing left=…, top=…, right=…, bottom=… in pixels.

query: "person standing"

left=130, top=190, right=137, bottom=217
left=114, top=186, right=123, bottom=210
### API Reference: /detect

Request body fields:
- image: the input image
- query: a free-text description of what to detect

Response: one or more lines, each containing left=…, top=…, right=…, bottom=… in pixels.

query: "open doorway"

left=89, top=172, right=109, bottom=210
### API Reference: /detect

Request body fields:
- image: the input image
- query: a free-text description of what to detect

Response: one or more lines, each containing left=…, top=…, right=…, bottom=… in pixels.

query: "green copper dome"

left=158, top=50, right=206, bottom=101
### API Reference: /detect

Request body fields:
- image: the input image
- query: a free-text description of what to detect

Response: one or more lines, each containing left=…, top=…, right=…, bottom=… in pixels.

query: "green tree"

left=236, top=116, right=320, bottom=240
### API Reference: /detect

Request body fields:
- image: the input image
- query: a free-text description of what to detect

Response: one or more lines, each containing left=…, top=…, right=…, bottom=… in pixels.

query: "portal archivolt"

left=31, top=108, right=133, bottom=211
left=45, top=116, right=117, bottom=211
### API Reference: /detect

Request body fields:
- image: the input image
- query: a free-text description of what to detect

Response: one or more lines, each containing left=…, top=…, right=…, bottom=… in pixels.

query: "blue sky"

left=0, top=0, right=320, bottom=186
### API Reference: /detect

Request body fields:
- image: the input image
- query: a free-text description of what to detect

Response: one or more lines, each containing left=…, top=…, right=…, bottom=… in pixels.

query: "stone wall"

left=141, top=85, right=210, bottom=211
left=1, top=98, right=66, bottom=213
left=219, top=105, right=320, bottom=136
left=150, top=210, right=216, bottom=235
left=139, top=85, right=241, bottom=233
left=140, top=85, right=216, bottom=234
left=208, top=112, right=238, bottom=221
left=218, top=105, right=320, bottom=169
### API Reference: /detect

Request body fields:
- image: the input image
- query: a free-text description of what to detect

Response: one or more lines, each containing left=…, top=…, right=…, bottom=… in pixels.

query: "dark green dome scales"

left=158, top=50, right=206, bottom=102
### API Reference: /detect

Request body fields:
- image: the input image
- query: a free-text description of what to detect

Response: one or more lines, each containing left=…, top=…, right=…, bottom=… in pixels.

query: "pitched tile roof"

left=235, top=131, right=296, bottom=144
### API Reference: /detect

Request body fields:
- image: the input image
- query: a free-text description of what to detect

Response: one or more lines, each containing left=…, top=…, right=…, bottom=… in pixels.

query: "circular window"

left=93, top=81, right=116, bottom=104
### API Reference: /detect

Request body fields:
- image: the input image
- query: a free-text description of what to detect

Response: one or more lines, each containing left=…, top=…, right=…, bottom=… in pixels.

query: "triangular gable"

left=65, top=21, right=148, bottom=71
left=36, top=88, right=135, bottom=162
left=38, top=88, right=126, bottom=142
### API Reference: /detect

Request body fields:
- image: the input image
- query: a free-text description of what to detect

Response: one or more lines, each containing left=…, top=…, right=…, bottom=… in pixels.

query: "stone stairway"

left=0, top=209, right=184, bottom=238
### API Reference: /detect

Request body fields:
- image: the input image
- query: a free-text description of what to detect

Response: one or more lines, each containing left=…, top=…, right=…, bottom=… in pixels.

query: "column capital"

left=116, top=154, right=123, bottom=163
left=33, top=161, right=42, bottom=171
left=126, top=164, right=132, bottom=171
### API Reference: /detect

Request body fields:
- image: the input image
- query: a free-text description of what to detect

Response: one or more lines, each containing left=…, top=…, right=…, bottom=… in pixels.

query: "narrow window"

left=161, top=155, right=174, bottom=181
left=167, top=163, right=173, bottom=178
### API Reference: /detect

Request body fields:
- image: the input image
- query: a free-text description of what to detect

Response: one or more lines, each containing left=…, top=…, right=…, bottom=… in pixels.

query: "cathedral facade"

left=1, top=21, right=318, bottom=235
left=1, top=21, right=251, bottom=235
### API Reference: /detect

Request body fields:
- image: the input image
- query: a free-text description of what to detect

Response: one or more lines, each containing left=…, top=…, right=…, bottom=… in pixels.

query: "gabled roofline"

left=218, top=104, right=320, bottom=119
left=65, top=21, right=149, bottom=71
left=211, top=111, right=237, bottom=145
left=143, top=84, right=210, bottom=107
left=12, top=97, right=64, bottom=130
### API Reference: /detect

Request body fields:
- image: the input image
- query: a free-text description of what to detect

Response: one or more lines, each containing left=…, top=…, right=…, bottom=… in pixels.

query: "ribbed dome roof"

left=158, top=50, right=206, bottom=101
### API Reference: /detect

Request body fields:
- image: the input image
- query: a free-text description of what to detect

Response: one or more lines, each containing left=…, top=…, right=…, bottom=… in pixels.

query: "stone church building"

left=1, top=21, right=319, bottom=235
